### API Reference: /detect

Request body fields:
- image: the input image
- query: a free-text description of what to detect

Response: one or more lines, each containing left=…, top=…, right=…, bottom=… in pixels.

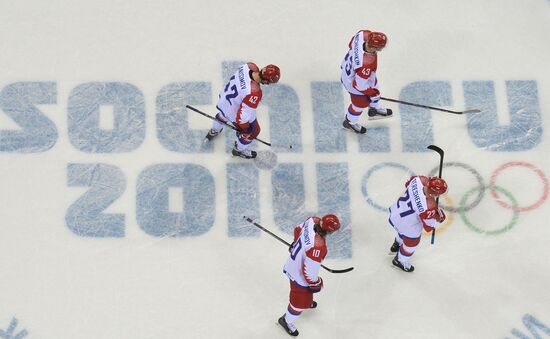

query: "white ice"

left=0, top=1, right=549, bottom=338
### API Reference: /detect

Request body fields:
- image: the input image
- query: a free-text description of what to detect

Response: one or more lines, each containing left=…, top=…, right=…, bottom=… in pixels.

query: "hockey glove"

left=422, top=224, right=435, bottom=233
left=237, top=120, right=261, bottom=142
left=364, top=87, right=380, bottom=98
left=238, top=132, right=254, bottom=143
left=308, top=277, right=323, bottom=293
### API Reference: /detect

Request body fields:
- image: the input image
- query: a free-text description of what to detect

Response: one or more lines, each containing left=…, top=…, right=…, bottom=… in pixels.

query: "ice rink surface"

left=1, top=1, right=550, bottom=338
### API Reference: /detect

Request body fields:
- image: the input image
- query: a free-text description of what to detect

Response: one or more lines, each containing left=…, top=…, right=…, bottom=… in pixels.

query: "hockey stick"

left=427, top=145, right=444, bottom=245
left=243, top=216, right=354, bottom=274
left=185, top=105, right=293, bottom=149
left=381, top=97, right=481, bottom=114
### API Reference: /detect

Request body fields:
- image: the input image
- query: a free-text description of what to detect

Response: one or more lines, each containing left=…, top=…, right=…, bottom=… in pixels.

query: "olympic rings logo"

left=361, top=161, right=549, bottom=235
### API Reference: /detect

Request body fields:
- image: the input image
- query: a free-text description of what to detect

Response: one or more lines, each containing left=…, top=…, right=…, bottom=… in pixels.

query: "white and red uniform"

left=388, top=176, right=445, bottom=264
left=341, top=30, right=379, bottom=99
left=340, top=30, right=383, bottom=122
left=283, top=217, right=326, bottom=321
left=212, top=62, right=262, bottom=150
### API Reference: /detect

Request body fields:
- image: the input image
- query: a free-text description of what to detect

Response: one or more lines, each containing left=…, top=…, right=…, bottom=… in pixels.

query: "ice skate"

left=231, top=142, right=257, bottom=159
left=392, top=254, right=414, bottom=272
left=342, top=117, right=366, bottom=134
left=204, top=128, right=222, bottom=141
left=368, top=107, right=393, bottom=120
left=390, top=239, right=399, bottom=253
left=278, top=315, right=299, bottom=336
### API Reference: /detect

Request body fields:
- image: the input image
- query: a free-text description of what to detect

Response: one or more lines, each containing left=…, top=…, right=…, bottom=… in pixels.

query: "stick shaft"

left=244, top=217, right=290, bottom=246
left=381, top=97, right=479, bottom=114
left=427, top=145, right=444, bottom=244
left=185, top=105, right=274, bottom=147
left=243, top=216, right=353, bottom=274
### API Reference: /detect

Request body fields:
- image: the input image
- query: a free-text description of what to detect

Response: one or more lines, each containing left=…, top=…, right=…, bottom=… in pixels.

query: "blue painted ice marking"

left=157, top=82, right=212, bottom=153
left=136, top=164, right=215, bottom=236
left=0, top=317, right=28, bottom=339
left=262, top=84, right=302, bottom=153
left=66, top=163, right=126, bottom=237
left=464, top=80, right=542, bottom=151
left=271, top=162, right=351, bottom=258
left=68, top=82, right=145, bottom=153
left=253, top=150, right=278, bottom=170
left=312, top=81, right=347, bottom=153
left=400, top=81, right=452, bottom=152
left=1, top=78, right=545, bottom=155
left=227, top=163, right=260, bottom=237
left=0, top=82, right=57, bottom=153
left=271, top=163, right=305, bottom=228
left=316, top=77, right=390, bottom=153
left=316, top=163, right=352, bottom=258
left=507, top=314, right=550, bottom=339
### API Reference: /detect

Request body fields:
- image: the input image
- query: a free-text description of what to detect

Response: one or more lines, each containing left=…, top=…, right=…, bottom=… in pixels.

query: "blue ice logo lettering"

left=0, top=70, right=544, bottom=259
left=506, top=314, right=550, bottom=338
left=0, top=318, right=28, bottom=339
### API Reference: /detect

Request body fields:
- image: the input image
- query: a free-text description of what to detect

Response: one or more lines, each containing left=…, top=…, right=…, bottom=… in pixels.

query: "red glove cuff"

left=363, top=87, right=380, bottom=98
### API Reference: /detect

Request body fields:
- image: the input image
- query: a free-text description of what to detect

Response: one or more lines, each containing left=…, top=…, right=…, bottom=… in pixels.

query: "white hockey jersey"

left=283, top=217, right=326, bottom=288
left=340, top=30, right=379, bottom=96
left=215, top=62, right=262, bottom=130
left=389, top=176, right=441, bottom=238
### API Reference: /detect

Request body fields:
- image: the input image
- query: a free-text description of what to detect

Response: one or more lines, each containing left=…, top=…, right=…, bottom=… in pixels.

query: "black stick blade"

left=427, top=144, right=444, bottom=156
left=321, top=265, right=354, bottom=273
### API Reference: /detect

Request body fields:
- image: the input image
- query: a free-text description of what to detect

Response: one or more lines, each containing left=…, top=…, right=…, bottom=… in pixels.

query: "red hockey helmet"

left=260, top=64, right=280, bottom=84
left=367, top=32, right=387, bottom=50
left=427, top=177, right=448, bottom=196
left=320, top=214, right=341, bottom=233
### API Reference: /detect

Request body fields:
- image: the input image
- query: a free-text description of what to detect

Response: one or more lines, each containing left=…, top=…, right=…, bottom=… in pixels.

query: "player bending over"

left=388, top=176, right=448, bottom=272
left=278, top=214, right=341, bottom=336
left=204, top=62, right=280, bottom=159
left=340, top=29, right=392, bottom=134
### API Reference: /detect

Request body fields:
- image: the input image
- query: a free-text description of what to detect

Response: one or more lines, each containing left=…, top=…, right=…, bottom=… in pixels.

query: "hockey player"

left=340, top=29, right=392, bottom=134
left=204, top=62, right=280, bottom=159
left=278, top=214, right=341, bottom=337
left=388, top=176, right=448, bottom=272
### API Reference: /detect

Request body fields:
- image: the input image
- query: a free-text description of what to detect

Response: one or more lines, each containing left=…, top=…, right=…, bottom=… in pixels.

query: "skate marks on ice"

left=254, top=150, right=278, bottom=170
